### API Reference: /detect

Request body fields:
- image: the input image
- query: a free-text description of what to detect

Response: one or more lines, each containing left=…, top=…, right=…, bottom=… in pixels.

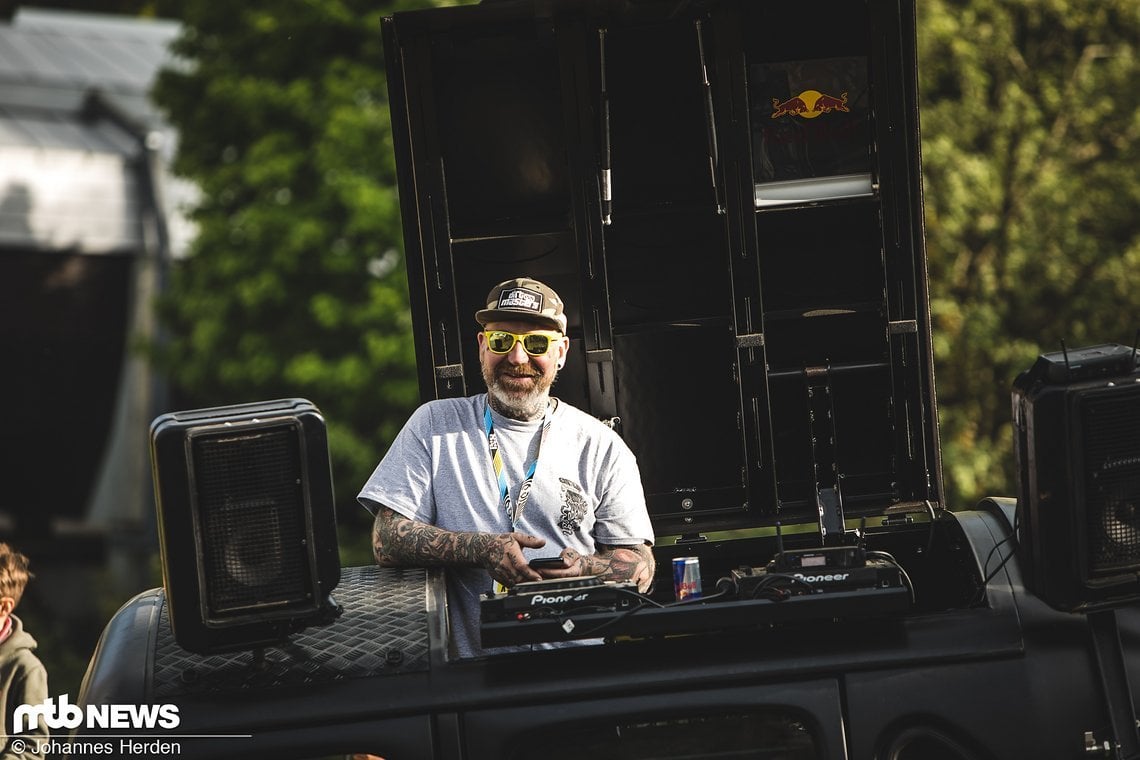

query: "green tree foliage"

left=917, top=0, right=1140, bottom=508
left=149, top=0, right=452, bottom=559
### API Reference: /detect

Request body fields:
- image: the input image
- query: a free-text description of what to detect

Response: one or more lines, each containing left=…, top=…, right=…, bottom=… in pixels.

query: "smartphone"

left=529, top=556, right=568, bottom=569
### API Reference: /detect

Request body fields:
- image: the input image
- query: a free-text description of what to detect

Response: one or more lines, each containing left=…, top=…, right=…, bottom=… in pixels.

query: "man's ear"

left=557, top=335, right=570, bottom=368
left=0, top=597, right=15, bottom=617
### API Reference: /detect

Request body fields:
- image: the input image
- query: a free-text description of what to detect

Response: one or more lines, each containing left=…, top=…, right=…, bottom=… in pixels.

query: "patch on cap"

left=475, top=276, right=568, bottom=333
left=496, top=287, right=544, bottom=314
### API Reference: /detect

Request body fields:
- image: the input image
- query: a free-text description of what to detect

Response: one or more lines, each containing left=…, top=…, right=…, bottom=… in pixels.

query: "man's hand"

left=484, top=531, right=547, bottom=586
left=535, top=542, right=655, bottom=592
left=372, top=506, right=546, bottom=586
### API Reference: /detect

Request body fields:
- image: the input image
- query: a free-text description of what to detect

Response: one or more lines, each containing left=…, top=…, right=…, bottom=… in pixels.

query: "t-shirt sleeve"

left=357, top=404, right=437, bottom=525
left=591, top=436, right=655, bottom=547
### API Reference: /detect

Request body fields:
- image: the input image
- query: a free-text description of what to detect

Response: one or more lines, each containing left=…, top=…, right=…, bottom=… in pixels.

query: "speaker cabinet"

left=1013, top=344, right=1140, bottom=612
left=150, top=399, right=341, bottom=653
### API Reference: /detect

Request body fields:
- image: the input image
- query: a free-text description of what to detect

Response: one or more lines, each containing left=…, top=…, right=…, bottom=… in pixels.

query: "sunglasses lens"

left=486, top=331, right=517, bottom=353
left=522, top=334, right=551, bottom=355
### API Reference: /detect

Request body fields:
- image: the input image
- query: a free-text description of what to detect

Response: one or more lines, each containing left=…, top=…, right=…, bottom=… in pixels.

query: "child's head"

left=0, top=544, right=32, bottom=616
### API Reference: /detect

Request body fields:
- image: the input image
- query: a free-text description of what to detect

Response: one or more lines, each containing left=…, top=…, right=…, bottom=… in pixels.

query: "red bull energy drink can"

left=672, top=557, right=702, bottom=601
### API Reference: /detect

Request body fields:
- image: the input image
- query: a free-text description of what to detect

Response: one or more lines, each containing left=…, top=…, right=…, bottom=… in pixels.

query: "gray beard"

left=483, top=361, right=556, bottom=421
left=486, top=381, right=550, bottom=421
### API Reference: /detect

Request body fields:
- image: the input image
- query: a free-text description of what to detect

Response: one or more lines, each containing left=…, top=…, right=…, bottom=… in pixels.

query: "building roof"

left=0, top=7, right=191, bottom=255
left=0, top=7, right=180, bottom=127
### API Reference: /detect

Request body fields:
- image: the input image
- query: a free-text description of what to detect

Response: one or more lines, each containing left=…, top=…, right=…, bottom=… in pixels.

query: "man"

left=358, top=277, right=655, bottom=658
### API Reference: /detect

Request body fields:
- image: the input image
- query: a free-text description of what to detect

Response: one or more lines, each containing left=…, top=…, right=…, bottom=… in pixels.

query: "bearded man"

left=358, top=277, right=655, bottom=658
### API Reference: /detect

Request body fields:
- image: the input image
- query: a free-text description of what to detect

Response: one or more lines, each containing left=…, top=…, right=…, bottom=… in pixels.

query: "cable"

left=866, top=549, right=917, bottom=604
left=550, top=584, right=735, bottom=639
left=554, top=605, right=645, bottom=639
left=540, top=586, right=666, bottom=639
left=731, top=571, right=818, bottom=601
left=665, top=589, right=728, bottom=607
left=969, top=516, right=1020, bottom=607
left=924, top=499, right=937, bottom=555
left=612, top=586, right=667, bottom=608
left=559, top=589, right=663, bottom=638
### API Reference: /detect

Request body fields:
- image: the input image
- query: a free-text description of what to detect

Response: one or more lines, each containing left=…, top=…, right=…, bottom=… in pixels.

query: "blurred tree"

left=917, top=0, right=1140, bottom=508
left=149, top=0, right=457, bottom=561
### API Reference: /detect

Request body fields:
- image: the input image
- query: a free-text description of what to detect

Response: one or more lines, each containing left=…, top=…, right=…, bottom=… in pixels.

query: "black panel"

left=741, top=0, right=872, bottom=63
left=511, top=709, right=820, bottom=759
left=614, top=325, right=743, bottom=521
left=606, top=210, right=729, bottom=328
left=756, top=202, right=883, bottom=316
left=768, top=365, right=895, bottom=513
left=607, top=20, right=716, bottom=214
left=432, top=24, right=570, bottom=237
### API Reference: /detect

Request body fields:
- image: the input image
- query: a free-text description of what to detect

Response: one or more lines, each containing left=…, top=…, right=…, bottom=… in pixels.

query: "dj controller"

left=481, top=549, right=912, bottom=648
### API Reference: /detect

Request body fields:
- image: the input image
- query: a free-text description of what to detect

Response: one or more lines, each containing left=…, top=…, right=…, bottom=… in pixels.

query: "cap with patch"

left=475, top=277, right=567, bottom=333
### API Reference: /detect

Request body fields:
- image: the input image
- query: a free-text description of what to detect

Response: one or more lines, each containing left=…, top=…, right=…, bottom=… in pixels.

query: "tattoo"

left=373, top=507, right=496, bottom=566
left=582, top=543, right=656, bottom=592
left=372, top=506, right=542, bottom=587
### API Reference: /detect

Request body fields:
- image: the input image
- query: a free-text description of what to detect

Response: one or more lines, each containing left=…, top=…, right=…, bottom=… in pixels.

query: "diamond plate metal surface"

left=152, top=566, right=430, bottom=698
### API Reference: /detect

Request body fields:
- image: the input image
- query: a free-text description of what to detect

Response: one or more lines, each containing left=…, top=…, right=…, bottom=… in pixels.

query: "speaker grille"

left=1080, top=386, right=1140, bottom=576
left=190, top=424, right=313, bottom=619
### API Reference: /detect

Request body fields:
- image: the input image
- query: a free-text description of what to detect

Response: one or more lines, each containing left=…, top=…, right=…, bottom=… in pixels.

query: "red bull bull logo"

left=771, top=90, right=849, bottom=119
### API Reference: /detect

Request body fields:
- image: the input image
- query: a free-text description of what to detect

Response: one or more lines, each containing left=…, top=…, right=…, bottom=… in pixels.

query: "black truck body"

left=75, top=0, right=1140, bottom=758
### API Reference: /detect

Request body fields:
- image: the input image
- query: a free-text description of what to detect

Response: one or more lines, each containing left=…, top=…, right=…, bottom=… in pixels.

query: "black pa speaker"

left=1013, top=343, right=1140, bottom=612
left=150, top=398, right=341, bottom=653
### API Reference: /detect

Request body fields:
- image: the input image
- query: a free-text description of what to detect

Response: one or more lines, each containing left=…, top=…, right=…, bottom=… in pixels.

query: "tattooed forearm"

left=581, top=543, right=655, bottom=592
left=372, top=507, right=544, bottom=586
left=373, top=507, right=498, bottom=566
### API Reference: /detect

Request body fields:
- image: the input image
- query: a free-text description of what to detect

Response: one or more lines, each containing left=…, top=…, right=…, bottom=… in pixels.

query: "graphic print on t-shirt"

left=558, top=477, right=588, bottom=535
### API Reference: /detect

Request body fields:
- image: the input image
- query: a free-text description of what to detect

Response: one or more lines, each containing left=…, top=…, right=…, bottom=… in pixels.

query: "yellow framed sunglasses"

left=483, top=329, right=563, bottom=356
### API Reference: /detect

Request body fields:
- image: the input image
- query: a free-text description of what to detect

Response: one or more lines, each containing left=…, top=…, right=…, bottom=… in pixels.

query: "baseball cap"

left=475, top=277, right=567, bottom=333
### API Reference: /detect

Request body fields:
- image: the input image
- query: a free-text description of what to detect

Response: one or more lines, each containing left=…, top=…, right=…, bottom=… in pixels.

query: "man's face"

left=479, top=320, right=569, bottom=420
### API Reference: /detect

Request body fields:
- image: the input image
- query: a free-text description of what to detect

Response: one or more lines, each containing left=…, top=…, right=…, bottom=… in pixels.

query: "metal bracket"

left=735, top=332, right=765, bottom=349
left=805, top=365, right=846, bottom=545
left=1088, top=609, right=1140, bottom=758
left=434, top=364, right=464, bottom=379
left=889, top=319, right=918, bottom=334
left=586, top=348, right=614, bottom=363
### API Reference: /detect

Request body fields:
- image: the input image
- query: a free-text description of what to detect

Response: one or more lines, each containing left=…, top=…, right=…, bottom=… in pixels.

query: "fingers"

left=513, top=533, right=547, bottom=549
left=534, top=547, right=587, bottom=580
left=488, top=533, right=543, bottom=586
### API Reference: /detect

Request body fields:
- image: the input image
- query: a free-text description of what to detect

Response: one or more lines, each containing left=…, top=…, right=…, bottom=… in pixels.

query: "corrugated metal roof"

left=0, top=7, right=180, bottom=116
left=0, top=7, right=193, bottom=255
left=0, top=106, right=139, bottom=154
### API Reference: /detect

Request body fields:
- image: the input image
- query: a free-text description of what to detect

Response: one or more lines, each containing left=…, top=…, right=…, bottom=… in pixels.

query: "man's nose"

left=505, top=339, right=531, bottom=363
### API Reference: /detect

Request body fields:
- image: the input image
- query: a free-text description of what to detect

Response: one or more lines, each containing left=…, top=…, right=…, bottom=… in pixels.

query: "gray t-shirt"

left=358, top=393, right=654, bottom=658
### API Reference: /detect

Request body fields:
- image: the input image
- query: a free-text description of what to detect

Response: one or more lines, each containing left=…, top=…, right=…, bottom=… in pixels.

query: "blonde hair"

left=0, top=544, right=32, bottom=607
